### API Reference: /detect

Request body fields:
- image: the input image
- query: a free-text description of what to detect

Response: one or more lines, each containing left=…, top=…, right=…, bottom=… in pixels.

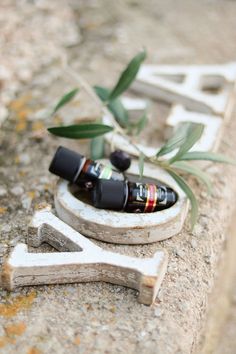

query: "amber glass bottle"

left=92, top=179, right=178, bottom=212
left=49, top=146, right=125, bottom=187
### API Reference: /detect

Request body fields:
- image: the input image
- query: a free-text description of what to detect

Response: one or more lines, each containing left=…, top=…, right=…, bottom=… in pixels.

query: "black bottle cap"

left=92, top=179, right=126, bottom=210
left=49, top=146, right=84, bottom=183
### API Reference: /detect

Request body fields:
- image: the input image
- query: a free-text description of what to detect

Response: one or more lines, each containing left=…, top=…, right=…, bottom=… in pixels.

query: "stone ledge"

left=199, top=213, right=236, bottom=353
left=0, top=71, right=236, bottom=352
left=1, top=1, right=236, bottom=353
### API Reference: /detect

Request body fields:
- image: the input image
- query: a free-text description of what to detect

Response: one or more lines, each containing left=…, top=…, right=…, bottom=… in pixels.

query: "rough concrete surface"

left=1, top=1, right=236, bottom=353
left=214, top=275, right=236, bottom=354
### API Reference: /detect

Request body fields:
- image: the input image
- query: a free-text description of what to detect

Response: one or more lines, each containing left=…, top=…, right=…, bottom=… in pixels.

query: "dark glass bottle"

left=49, top=146, right=125, bottom=187
left=92, top=179, right=178, bottom=212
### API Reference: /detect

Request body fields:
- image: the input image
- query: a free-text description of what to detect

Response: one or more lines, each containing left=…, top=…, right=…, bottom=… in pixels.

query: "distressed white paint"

left=55, top=160, right=188, bottom=244
left=1, top=209, right=168, bottom=305
left=121, top=96, right=148, bottom=114
left=132, top=62, right=236, bottom=115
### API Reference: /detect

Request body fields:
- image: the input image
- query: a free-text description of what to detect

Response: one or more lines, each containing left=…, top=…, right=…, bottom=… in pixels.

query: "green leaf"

left=178, top=151, right=236, bottom=165
left=52, top=88, right=79, bottom=114
left=135, top=113, right=148, bottom=135
left=48, top=123, right=113, bottom=139
left=109, top=98, right=129, bottom=127
left=172, top=161, right=212, bottom=193
left=94, top=85, right=109, bottom=102
left=126, top=112, right=148, bottom=136
left=90, top=136, right=105, bottom=160
left=109, top=50, right=146, bottom=101
left=94, top=86, right=129, bottom=127
left=138, top=152, right=145, bottom=180
left=156, top=123, right=191, bottom=158
left=169, top=123, right=204, bottom=163
left=168, top=169, right=198, bottom=230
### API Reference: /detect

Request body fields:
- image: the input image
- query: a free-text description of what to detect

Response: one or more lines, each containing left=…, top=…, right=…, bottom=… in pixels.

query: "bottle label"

left=144, top=184, right=157, bottom=212
left=127, top=183, right=157, bottom=212
left=99, top=165, right=113, bottom=179
left=80, top=160, right=124, bottom=184
left=127, top=183, right=175, bottom=212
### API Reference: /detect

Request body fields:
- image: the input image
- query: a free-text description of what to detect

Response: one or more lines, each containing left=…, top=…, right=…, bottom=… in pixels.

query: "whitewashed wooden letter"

left=132, top=63, right=236, bottom=115
left=1, top=209, right=168, bottom=305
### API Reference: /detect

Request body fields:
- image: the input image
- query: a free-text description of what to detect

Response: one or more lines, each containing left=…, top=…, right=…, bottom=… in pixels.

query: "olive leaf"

left=168, top=169, right=198, bottom=230
left=94, top=85, right=109, bottom=102
left=172, top=161, right=212, bottom=193
left=94, top=86, right=129, bottom=127
left=108, top=98, right=129, bottom=128
left=156, top=122, right=192, bottom=158
left=48, top=123, right=113, bottom=139
left=135, top=113, right=148, bottom=136
left=126, top=112, right=148, bottom=136
left=178, top=151, right=236, bottom=165
left=52, top=88, right=79, bottom=114
left=108, top=50, right=146, bottom=101
left=90, top=136, right=105, bottom=160
left=169, top=123, right=204, bottom=163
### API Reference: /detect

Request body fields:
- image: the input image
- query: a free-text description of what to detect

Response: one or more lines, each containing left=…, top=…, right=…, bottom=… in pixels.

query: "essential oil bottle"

left=49, top=146, right=125, bottom=187
left=92, top=179, right=178, bottom=212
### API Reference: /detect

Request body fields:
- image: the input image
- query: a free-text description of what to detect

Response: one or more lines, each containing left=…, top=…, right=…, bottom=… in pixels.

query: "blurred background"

left=0, top=1, right=236, bottom=353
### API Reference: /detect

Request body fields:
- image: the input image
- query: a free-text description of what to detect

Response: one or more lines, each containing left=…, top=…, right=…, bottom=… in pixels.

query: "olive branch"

left=48, top=51, right=236, bottom=229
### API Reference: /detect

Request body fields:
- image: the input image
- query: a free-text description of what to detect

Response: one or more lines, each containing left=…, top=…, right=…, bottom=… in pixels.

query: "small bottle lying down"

left=49, top=146, right=125, bottom=188
left=49, top=146, right=178, bottom=213
left=92, top=179, right=178, bottom=213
